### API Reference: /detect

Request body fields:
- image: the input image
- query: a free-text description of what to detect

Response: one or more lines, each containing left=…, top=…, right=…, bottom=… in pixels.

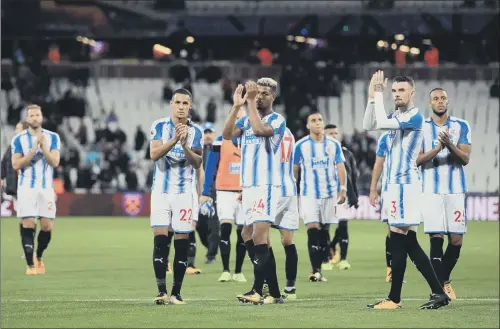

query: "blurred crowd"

left=2, top=62, right=382, bottom=195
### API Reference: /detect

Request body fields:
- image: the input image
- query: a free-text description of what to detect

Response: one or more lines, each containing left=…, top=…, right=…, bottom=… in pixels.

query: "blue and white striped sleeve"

left=11, top=135, right=22, bottom=155
left=458, top=120, right=472, bottom=145
left=235, top=116, right=247, bottom=131
left=398, top=112, right=424, bottom=131
left=293, top=143, right=303, bottom=165
left=50, top=133, right=61, bottom=151
left=376, top=134, right=387, bottom=157
left=334, top=141, right=345, bottom=164
left=150, top=120, right=164, bottom=141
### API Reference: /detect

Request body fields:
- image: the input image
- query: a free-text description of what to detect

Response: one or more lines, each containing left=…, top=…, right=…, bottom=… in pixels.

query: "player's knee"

left=153, top=227, right=170, bottom=236
left=154, top=234, right=169, bottom=251
left=241, top=225, right=252, bottom=242
left=431, top=233, right=444, bottom=239
left=22, top=218, right=36, bottom=229
left=175, top=233, right=189, bottom=240
left=252, top=222, right=270, bottom=244
left=390, top=226, right=409, bottom=234
left=40, top=218, right=53, bottom=232
left=449, top=234, right=463, bottom=246
left=280, top=231, right=294, bottom=246
left=306, top=223, right=320, bottom=230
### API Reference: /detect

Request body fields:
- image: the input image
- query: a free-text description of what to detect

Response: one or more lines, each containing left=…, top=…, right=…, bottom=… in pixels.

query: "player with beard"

left=363, top=72, right=449, bottom=310
left=417, top=88, right=472, bottom=301
left=11, top=105, right=61, bottom=275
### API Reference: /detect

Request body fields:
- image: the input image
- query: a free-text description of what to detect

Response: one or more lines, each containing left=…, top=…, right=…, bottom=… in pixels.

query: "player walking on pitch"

left=363, top=72, right=449, bottom=310
left=417, top=87, right=472, bottom=300
left=293, top=112, right=347, bottom=282
left=149, top=89, right=204, bottom=305
left=11, top=105, right=61, bottom=275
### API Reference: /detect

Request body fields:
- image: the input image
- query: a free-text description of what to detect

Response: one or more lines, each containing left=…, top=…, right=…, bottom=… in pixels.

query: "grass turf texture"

left=1, top=217, right=498, bottom=328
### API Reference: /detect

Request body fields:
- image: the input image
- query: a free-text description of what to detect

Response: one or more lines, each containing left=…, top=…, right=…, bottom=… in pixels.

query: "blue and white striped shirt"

left=421, top=116, right=471, bottom=194
left=150, top=117, right=203, bottom=194
left=11, top=129, right=61, bottom=190
left=235, top=111, right=286, bottom=187
left=294, top=135, right=345, bottom=199
left=385, top=107, right=424, bottom=184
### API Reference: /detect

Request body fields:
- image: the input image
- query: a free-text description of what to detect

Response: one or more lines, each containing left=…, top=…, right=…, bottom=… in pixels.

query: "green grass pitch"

left=1, top=217, right=499, bottom=328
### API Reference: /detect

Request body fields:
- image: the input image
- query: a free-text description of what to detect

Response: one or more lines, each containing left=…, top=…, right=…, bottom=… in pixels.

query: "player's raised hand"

left=372, top=70, right=388, bottom=92
left=369, top=189, right=379, bottom=207
left=233, top=84, right=247, bottom=108
left=244, top=81, right=258, bottom=101
left=368, top=75, right=375, bottom=99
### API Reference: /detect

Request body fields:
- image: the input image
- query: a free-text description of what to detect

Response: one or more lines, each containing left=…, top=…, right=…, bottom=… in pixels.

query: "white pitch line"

left=2, top=297, right=498, bottom=303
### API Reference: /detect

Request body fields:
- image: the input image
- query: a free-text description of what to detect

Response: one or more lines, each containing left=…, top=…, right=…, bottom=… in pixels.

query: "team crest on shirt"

left=122, top=192, right=144, bottom=216
left=326, top=145, right=334, bottom=156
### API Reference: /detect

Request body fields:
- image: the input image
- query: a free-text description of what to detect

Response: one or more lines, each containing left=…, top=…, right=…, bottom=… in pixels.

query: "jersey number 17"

left=280, top=137, right=293, bottom=163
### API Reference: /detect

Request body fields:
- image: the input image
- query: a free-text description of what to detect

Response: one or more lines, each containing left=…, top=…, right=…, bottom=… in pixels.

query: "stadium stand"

left=5, top=76, right=494, bottom=193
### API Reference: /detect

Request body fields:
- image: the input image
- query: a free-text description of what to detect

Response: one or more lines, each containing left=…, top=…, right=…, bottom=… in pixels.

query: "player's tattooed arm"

left=223, top=85, right=245, bottom=140
left=439, top=130, right=471, bottom=165
left=245, top=81, right=275, bottom=137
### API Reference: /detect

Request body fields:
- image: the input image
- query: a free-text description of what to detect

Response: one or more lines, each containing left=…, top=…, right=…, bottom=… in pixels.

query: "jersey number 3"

left=280, top=137, right=293, bottom=162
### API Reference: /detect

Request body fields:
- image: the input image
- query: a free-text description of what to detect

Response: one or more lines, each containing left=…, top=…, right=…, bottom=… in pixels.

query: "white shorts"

left=381, top=191, right=388, bottom=223
left=332, top=197, right=353, bottom=224
left=384, top=183, right=422, bottom=227
left=300, top=195, right=336, bottom=225
left=150, top=192, right=195, bottom=233
left=242, top=185, right=280, bottom=226
left=217, top=190, right=245, bottom=225
left=17, top=188, right=56, bottom=219
left=422, top=193, right=467, bottom=235
left=274, top=196, right=299, bottom=230
left=192, top=192, right=199, bottom=222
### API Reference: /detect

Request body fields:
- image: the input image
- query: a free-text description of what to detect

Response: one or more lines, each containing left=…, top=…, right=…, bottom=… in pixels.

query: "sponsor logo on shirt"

left=311, top=157, right=330, bottom=169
